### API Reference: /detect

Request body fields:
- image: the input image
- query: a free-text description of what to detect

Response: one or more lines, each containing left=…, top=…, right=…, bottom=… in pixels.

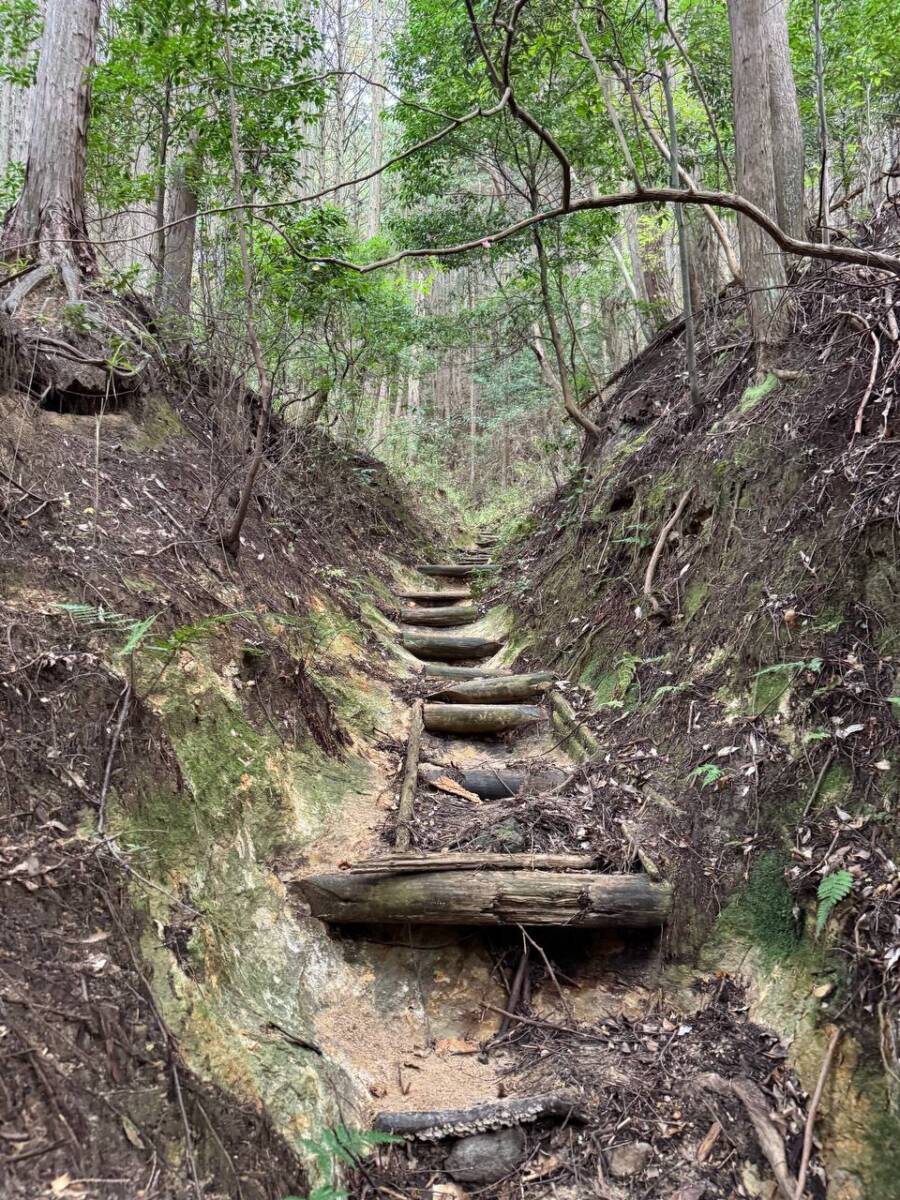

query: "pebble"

left=608, top=1140, right=654, bottom=1178
left=445, top=1126, right=527, bottom=1183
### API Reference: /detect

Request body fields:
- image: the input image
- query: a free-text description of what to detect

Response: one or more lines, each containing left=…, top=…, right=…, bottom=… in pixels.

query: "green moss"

left=683, top=581, right=709, bottom=623
left=737, top=372, right=780, bottom=414
left=819, top=762, right=852, bottom=807
left=137, top=395, right=189, bottom=449
left=720, top=852, right=800, bottom=963
left=864, top=1105, right=900, bottom=1199
left=751, top=668, right=792, bottom=716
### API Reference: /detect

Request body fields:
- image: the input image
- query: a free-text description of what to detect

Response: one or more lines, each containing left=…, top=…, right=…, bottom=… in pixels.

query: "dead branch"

left=395, top=701, right=424, bottom=851
left=793, top=1027, right=841, bottom=1200
left=853, top=331, right=881, bottom=435
left=697, top=1073, right=797, bottom=1200
left=643, top=488, right=692, bottom=603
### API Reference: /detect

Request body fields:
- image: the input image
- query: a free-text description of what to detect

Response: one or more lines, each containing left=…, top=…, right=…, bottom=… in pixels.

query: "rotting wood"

left=423, top=703, right=542, bottom=735
left=344, top=852, right=599, bottom=875
left=396, top=590, right=472, bottom=604
left=402, top=633, right=503, bottom=661
left=427, top=671, right=554, bottom=704
left=299, top=868, right=673, bottom=927
left=417, top=563, right=498, bottom=578
left=548, top=691, right=601, bottom=759
left=399, top=605, right=479, bottom=627
left=374, top=1093, right=586, bottom=1141
left=423, top=664, right=511, bottom=680
left=394, top=701, right=424, bottom=852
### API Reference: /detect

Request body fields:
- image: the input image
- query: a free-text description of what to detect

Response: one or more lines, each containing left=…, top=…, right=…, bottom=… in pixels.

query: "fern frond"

left=117, top=613, right=159, bottom=657
left=816, top=869, right=853, bottom=935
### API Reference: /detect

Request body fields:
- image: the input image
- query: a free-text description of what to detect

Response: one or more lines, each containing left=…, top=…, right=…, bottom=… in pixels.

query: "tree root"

left=2, top=263, right=55, bottom=316
left=697, top=1072, right=797, bottom=1200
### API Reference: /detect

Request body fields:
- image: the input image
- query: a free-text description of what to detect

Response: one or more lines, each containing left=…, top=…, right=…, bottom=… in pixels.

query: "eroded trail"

left=300, top=538, right=674, bottom=1189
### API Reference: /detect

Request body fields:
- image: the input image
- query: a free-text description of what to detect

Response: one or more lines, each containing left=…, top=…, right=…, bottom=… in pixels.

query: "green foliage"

left=815, top=870, right=853, bottom=936
left=0, top=0, right=40, bottom=85
left=53, top=602, right=248, bottom=662
left=724, top=852, right=800, bottom=962
left=753, top=658, right=823, bottom=678
left=687, top=762, right=726, bottom=789
left=289, top=1127, right=402, bottom=1200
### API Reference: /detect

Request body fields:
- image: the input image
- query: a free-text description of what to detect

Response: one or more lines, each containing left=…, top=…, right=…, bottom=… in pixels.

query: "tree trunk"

left=727, top=0, right=791, bottom=359
left=161, top=156, right=199, bottom=323
left=423, top=703, right=542, bottom=736
left=1, top=0, right=101, bottom=275
left=765, top=0, right=805, bottom=241
left=299, top=868, right=673, bottom=928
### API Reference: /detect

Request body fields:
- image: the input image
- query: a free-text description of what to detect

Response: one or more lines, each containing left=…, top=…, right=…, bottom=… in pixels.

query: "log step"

left=418, top=564, right=497, bottom=578
left=375, top=1094, right=584, bottom=1141
left=424, top=703, right=541, bottom=735
left=427, top=672, right=554, bottom=704
left=299, top=869, right=673, bottom=928
left=397, top=590, right=472, bottom=604
left=419, top=764, right=568, bottom=799
left=423, top=664, right=511, bottom=680
left=402, top=633, right=503, bottom=661
left=346, top=851, right=598, bottom=874
left=399, top=605, right=479, bottom=628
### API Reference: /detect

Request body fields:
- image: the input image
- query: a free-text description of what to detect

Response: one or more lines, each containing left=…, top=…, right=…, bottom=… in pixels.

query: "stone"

left=445, top=1126, right=527, bottom=1184
left=472, top=818, right=527, bottom=853
left=608, top=1141, right=653, bottom=1178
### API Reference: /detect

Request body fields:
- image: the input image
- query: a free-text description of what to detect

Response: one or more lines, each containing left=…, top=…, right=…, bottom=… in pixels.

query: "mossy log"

left=399, top=605, right=479, bottom=627
left=300, top=869, right=672, bottom=927
left=346, top=851, right=598, bottom=874
left=417, top=564, right=497, bottom=578
left=423, top=703, right=541, bottom=735
left=548, top=691, right=602, bottom=760
left=428, top=672, right=554, bottom=704
left=396, top=590, right=471, bottom=604
left=402, top=633, right=503, bottom=661
left=423, top=664, right=510, bottom=680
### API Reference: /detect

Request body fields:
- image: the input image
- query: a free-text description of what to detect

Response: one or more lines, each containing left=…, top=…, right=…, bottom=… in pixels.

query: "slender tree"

left=1, top=0, right=101, bottom=293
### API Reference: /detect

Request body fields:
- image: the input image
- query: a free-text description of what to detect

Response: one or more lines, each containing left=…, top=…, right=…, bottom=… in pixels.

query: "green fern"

left=754, top=657, right=823, bottom=678
left=54, top=602, right=159, bottom=658
left=145, top=611, right=250, bottom=657
left=293, top=1127, right=402, bottom=1200
left=815, top=869, right=853, bottom=936
left=687, top=762, right=726, bottom=789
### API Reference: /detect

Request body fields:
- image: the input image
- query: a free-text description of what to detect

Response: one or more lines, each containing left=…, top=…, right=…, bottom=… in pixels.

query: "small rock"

left=445, top=1126, right=527, bottom=1184
left=608, top=1141, right=653, bottom=1178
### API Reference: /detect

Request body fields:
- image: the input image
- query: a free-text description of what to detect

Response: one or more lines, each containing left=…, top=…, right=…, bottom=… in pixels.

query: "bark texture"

left=402, top=633, right=503, bottom=661
left=299, top=869, right=673, bottom=927
left=1, top=0, right=101, bottom=273
left=423, top=703, right=542, bottom=735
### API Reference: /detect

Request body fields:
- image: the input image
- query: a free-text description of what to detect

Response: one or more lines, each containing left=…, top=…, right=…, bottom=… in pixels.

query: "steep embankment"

left=0, top=302, right=448, bottom=1198
left=495, top=251, right=900, bottom=1196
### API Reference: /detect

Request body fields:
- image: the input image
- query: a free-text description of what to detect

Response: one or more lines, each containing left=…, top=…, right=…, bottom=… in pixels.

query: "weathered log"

left=399, top=605, right=479, bottom=628
left=423, top=664, right=510, bottom=680
left=374, top=1094, right=586, bottom=1141
left=423, top=703, right=542, bottom=735
left=428, top=672, right=554, bottom=704
left=299, top=869, right=673, bottom=927
left=402, top=633, right=503, bottom=661
left=548, top=691, right=601, bottom=760
left=346, top=851, right=598, bottom=874
left=417, top=563, right=497, bottom=578
left=396, top=590, right=472, bottom=604
left=419, top=765, right=569, bottom=799
left=395, top=701, right=423, bottom=851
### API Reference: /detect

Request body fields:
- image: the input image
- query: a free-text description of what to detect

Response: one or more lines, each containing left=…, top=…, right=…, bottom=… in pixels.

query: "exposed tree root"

left=2, top=263, right=55, bottom=316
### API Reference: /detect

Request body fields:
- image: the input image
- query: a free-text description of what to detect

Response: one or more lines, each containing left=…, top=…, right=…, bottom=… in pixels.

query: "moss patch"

left=720, top=853, right=800, bottom=963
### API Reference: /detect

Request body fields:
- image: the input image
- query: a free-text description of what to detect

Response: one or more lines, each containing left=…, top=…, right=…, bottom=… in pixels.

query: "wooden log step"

left=422, top=664, right=511, bottom=680
left=423, top=703, right=541, bottom=735
left=419, top=764, right=569, bottom=799
left=396, top=590, right=471, bottom=604
left=402, top=633, right=503, bottom=661
left=399, top=605, right=479, bottom=628
left=427, top=672, right=554, bottom=704
left=374, top=1094, right=586, bottom=1141
left=346, top=851, right=598, bottom=875
left=417, top=564, right=497, bottom=578
left=299, top=869, right=673, bottom=928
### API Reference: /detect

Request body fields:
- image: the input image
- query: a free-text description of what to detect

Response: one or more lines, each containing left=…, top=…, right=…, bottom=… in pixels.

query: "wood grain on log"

left=423, top=664, right=510, bottom=680
left=346, top=852, right=598, bottom=874
left=394, top=701, right=423, bottom=851
left=399, top=605, right=479, bottom=627
left=428, top=672, right=554, bottom=703
left=397, top=590, right=472, bottom=604
left=299, top=869, right=673, bottom=927
left=423, top=703, right=542, bottom=735
left=374, top=1094, right=586, bottom=1141
left=402, top=633, right=503, bottom=661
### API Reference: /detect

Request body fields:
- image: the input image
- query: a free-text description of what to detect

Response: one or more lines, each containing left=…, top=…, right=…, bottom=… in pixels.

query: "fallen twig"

left=698, top=1072, right=797, bottom=1200
left=793, top=1027, right=841, bottom=1200
left=853, top=331, right=881, bottom=435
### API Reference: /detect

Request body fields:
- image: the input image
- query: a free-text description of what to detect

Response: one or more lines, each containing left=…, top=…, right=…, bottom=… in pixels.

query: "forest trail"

left=299, top=539, right=673, bottom=1178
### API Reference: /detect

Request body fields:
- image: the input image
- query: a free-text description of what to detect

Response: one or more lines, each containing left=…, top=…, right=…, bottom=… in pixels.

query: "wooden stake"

left=394, top=701, right=423, bottom=851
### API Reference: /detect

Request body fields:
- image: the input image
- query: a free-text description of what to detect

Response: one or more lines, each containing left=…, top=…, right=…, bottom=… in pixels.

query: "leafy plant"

left=54, top=603, right=160, bottom=659
left=287, top=1127, right=402, bottom=1200
left=754, top=657, right=823, bottom=678
left=816, top=869, right=853, bottom=936
left=687, top=762, right=727, bottom=789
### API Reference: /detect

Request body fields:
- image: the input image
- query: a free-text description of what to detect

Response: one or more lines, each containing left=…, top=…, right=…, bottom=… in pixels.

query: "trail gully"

left=300, top=538, right=673, bottom=1177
